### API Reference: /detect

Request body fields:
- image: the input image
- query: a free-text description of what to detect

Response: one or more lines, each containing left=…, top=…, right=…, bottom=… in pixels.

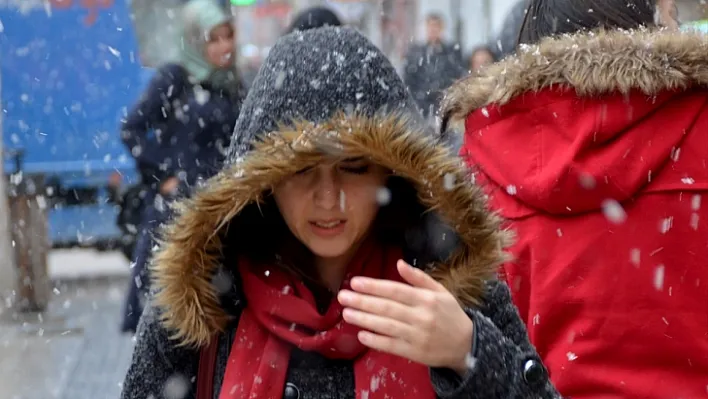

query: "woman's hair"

left=223, top=174, right=425, bottom=286
left=517, top=0, right=657, bottom=45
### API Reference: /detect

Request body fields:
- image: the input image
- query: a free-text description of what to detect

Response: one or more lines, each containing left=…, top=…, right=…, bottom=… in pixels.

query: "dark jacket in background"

left=121, top=27, right=559, bottom=399
left=403, top=41, right=466, bottom=118
left=121, top=63, right=244, bottom=192
left=119, top=63, right=245, bottom=333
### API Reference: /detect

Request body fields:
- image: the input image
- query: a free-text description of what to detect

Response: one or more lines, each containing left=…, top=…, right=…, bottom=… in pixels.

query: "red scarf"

left=219, top=241, right=436, bottom=398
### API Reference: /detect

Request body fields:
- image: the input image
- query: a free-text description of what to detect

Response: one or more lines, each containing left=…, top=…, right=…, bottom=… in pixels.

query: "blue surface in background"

left=1, top=0, right=147, bottom=244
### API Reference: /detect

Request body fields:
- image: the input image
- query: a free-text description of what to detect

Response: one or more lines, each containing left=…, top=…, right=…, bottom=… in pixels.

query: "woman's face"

left=205, top=23, right=235, bottom=68
left=274, top=158, right=389, bottom=263
left=470, top=50, right=494, bottom=71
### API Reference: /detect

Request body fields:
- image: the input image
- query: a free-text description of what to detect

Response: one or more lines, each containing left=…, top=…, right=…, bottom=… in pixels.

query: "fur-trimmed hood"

left=442, top=28, right=708, bottom=128
left=151, top=114, right=511, bottom=348
left=150, top=27, right=511, bottom=348
left=441, top=28, right=708, bottom=218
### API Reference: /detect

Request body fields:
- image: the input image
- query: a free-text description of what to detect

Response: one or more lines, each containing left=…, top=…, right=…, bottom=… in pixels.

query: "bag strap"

left=196, top=336, right=220, bottom=399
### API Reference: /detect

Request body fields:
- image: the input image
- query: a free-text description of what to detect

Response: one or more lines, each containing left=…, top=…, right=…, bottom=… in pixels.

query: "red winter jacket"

left=443, top=29, right=708, bottom=398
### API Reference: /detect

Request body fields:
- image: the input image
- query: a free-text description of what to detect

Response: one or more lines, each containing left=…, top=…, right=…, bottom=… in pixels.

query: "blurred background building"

left=129, top=0, right=525, bottom=73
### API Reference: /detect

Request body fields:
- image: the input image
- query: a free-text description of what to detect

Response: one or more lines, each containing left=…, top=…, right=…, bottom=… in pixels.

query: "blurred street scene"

left=0, top=251, right=131, bottom=399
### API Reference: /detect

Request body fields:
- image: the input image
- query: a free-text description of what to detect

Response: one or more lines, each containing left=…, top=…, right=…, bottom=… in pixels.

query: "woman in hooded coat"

left=121, top=27, right=559, bottom=399
left=119, top=0, right=246, bottom=333
left=442, top=0, right=708, bottom=397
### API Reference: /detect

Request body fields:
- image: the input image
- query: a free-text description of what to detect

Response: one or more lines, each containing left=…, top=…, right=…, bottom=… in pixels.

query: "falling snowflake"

left=579, top=174, right=596, bottom=189
left=630, top=248, right=641, bottom=267
left=443, top=173, right=456, bottom=191
left=194, top=86, right=210, bottom=105
left=566, top=352, right=578, bottom=361
left=601, top=199, right=626, bottom=224
left=659, top=217, right=673, bottom=234
left=464, top=353, right=478, bottom=370
left=376, top=187, right=391, bottom=205
left=212, top=270, right=233, bottom=294
left=163, top=374, right=189, bottom=399
left=671, top=147, right=681, bottom=162
left=653, top=265, right=665, bottom=291
left=681, top=177, right=695, bottom=185
left=108, top=46, right=121, bottom=57
left=690, top=213, right=700, bottom=230
left=370, top=376, right=380, bottom=392
left=480, top=107, right=490, bottom=117
left=340, top=190, right=347, bottom=212
left=692, top=195, right=701, bottom=211
left=532, top=313, right=540, bottom=325
left=505, top=185, right=517, bottom=195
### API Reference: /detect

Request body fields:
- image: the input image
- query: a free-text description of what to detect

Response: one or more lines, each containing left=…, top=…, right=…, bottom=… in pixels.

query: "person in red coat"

left=441, top=0, right=708, bottom=398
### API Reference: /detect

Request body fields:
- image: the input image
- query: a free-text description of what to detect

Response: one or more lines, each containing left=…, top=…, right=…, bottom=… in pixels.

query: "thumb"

left=397, top=260, right=445, bottom=292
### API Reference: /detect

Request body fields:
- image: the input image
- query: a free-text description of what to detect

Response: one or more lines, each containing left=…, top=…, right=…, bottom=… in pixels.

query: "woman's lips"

left=309, top=220, right=346, bottom=237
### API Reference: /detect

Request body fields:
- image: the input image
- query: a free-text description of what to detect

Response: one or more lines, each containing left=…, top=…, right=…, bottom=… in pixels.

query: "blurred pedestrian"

left=442, top=0, right=708, bottom=397
left=403, top=13, right=465, bottom=121
left=467, top=46, right=496, bottom=72
left=121, top=26, right=559, bottom=399
left=119, top=0, right=246, bottom=333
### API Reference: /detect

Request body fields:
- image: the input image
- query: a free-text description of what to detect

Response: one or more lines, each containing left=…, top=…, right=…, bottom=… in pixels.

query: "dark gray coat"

left=403, top=41, right=466, bottom=117
left=121, top=27, right=559, bottom=399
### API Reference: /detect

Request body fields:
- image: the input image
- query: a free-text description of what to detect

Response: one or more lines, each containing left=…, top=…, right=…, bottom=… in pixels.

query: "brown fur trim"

left=152, top=113, right=512, bottom=348
left=442, top=28, right=708, bottom=127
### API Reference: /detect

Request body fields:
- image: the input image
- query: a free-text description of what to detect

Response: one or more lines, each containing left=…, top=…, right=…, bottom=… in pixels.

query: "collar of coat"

left=151, top=113, right=511, bottom=348
left=441, top=28, right=708, bottom=128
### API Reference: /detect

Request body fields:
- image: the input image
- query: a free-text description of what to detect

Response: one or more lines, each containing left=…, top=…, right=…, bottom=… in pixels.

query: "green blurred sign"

left=230, top=0, right=257, bottom=5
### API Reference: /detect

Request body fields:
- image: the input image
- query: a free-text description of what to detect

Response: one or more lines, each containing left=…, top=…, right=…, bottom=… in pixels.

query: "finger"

left=397, top=259, right=446, bottom=292
left=342, top=308, right=415, bottom=341
left=357, top=330, right=415, bottom=361
left=337, top=290, right=418, bottom=324
left=349, top=276, right=422, bottom=306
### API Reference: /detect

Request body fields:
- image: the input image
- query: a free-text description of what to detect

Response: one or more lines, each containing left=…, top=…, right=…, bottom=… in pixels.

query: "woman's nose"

left=313, top=173, right=340, bottom=210
left=220, top=38, right=234, bottom=53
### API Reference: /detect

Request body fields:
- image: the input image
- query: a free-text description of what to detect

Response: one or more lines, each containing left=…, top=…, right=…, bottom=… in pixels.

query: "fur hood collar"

left=151, top=114, right=511, bottom=347
left=442, top=28, right=708, bottom=127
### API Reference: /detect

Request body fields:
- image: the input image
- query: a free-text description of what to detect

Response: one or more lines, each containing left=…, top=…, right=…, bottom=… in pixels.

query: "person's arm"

left=120, top=304, right=198, bottom=399
left=430, top=280, right=561, bottom=398
left=120, top=64, right=186, bottom=182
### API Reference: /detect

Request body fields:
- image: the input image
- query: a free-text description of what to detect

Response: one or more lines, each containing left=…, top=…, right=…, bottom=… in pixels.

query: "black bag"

left=116, top=184, right=149, bottom=260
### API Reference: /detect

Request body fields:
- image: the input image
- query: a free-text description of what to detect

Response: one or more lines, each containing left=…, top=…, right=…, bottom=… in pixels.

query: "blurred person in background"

left=403, top=13, right=465, bottom=123
left=467, top=46, right=496, bottom=72
left=286, top=5, right=342, bottom=34
left=121, top=26, right=560, bottom=399
left=442, top=0, right=708, bottom=397
left=119, top=0, right=246, bottom=333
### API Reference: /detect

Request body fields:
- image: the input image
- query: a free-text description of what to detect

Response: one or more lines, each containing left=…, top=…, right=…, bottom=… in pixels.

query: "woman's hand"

left=338, top=260, right=474, bottom=375
left=160, top=176, right=180, bottom=195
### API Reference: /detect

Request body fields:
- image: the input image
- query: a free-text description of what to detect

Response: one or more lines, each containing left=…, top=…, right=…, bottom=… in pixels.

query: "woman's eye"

left=340, top=165, right=370, bottom=175
left=295, top=166, right=313, bottom=175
